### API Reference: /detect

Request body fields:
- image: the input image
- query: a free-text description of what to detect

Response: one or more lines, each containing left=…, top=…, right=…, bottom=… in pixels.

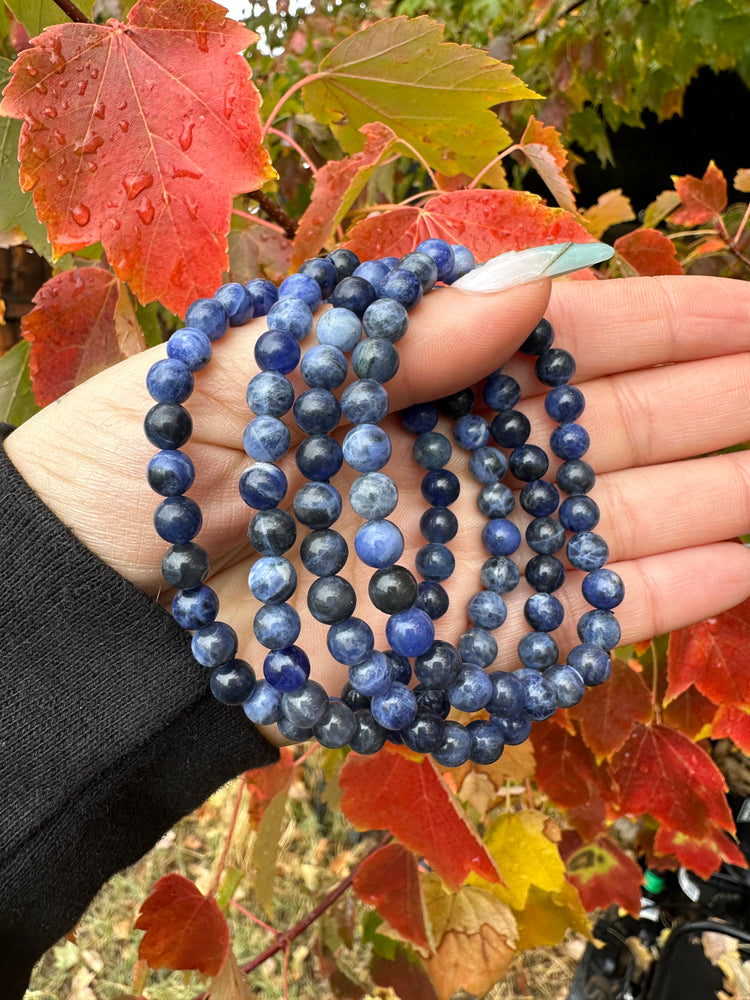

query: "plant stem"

left=51, top=0, right=91, bottom=22
left=231, top=208, right=286, bottom=235
left=247, top=190, right=298, bottom=239
left=261, top=73, right=327, bottom=141
left=207, top=779, right=245, bottom=898
left=716, top=215, right=750, bottom=271
left=266, top=127, right=319, bottom=178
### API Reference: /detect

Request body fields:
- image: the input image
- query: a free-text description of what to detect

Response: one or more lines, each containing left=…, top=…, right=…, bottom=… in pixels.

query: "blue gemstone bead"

left=415, top=580, right=449, bottom=620
left=413, top=431, right=452, bottom=470
left=551, top=422, right=590, bottom=460
left=362, top=298, right=409, bottom=342
left=331, top=275, right=378, bottom=316
left=282, top=680, right=329, bottom=727
left=545, top=664, right=585, bottom=708
left=349, top=472, right=398, bottom=519
left=518, top=671, right=558, bottom=721
left=315, top=307, right=362, bottom=353
left=415, top=543, right=455, bottom=582
left=386, top=651, right=412, bottom=685
left=524, top=593, right=564, bottom=632
left=444, top=243, right=475, bottom=283
left=314, top=701, right=358, bottom=748
left=468, top=446, right=508, bottom=485
left=263, top=645, right=310, bottom=691
left=307, top=575, right=356, bottom=623
left=386, top=608, right=435, bottom=658
left=278, top=272, right=323, bottom=312
left=577, top=609, right=621, bottom=649
left=243, top=679, right=283, bottom=724
left=300, top=529, right=348, bottom=576
left=246, top=372, right=294, bottom=416
left=526, top=517, right=566, bottom=554
left=248, top=509, right=296, bottom=555
left=483, top=372, right=521, bottom=411
left=545, top=384, right=586, bottom=422
left=486, top=671, right=525, bottom=717
left=402, top=710, right=445, bottom=754
left=172, top=585, right=219, bottom=629
left=414, top=685, right=450, bottom=718
left=400, top=402, right=438, bottom=434
left=248, top=556, right=297, bottom=603
left=213, top=282, right=254, bottom=326
left=520, top=480, right=559, bottom=517
left=517, top=632, right=559, bottom=669
left=245, top=278, right=278, bottom=317
left=253, top=603, right=301, bottom=649
left=243, top=415, right=291, bottom=462
left=567, top=642, right=612, bottom=685
left=491, top=410, right=530, bottom=448
left=489, top=714, right=532, bottom=745
left=352, top=338, right=399, bottom=382
left=480, top=557, right=520, bottom=594
left=353, top=259, right=389, bottom=293
left=420, top=507, right=458, bottom=543
left=267, top=297, right=314, bottom=341
left=415, top=238, right=455, bottom=281
left=559, top=496, right=600, bottom=532
left=557, top=459, right=596, bottom=495
left=379, top=268, right=423, bottom=310
left=327, top=248, right=360, bottom=279
left=299, top=256, right=339, bottom=298
left=296, top=434, right=343, bottom=481
left=432, top=721, right=473, bottom=766
left=397, top=252, right=438, bottom=292
left=421, top=469, right=460, bottom=506
left=147, top=358, right=194, bottom=403
left=327, top=617, right=375, bottom=665
left=380, top=256, right=399, bottom=270
left=185, top=298, right=229, bottom=342
left=482, top=519, right=522, bottom=557
left=154, top=495, right=202, bottom=543
left=536, top=348, right=576, bottom=387
left=349, top=709, right=387, bottom=755
left=166, top=327, right=212, bottom=371
left=413, top=639, right=461, bottom=689
left=477, top=483, right=515, bottom=519
left=457, top=628, right=497, bottom=668
left=525, top=554, right=565, bottom=593
left=293, top=482, right=342, bottom=529
left=453, top=414, right=490, bottom=450
left=192, top=621, right=238, bottom=667
left=520, top=317, right=554, bottom=355
left=238, top=462, right=287, bottom=510
left=162, top=543, right=209, bottom=589
left=300, top=344, right=348, bottom=389
left=355, top=519, right=404, bottom=568
left=293, top=388, right=341, bottom=434
left=147, top=450, right=195, bottom=496
left=509, top=444, right=549, bottom=481
left=467, top=590, right=507, bottom=630
left=447, top=664, right=492, bottom=712
left=210, top=658, right=256, bottom=704
left=582, top=568, right=625, bottom=609
left=467, top=719, right=504, bottom=764
left=343, top=424, right=392, bottom=473
left=349, top=650, right=393, bottom=697
left=341, top=379, right=389, bottom=425
left=371, top=681, right=418, bottom=730
left=277, top=717, right=313, bottom=741
left=567, top=532, right=609, bottom=571
left=254, top=329, right=300, bottom=374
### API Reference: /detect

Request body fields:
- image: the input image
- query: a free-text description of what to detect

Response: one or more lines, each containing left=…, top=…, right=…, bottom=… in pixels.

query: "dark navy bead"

left=278, top=272, right=322, bottom=312
left=545, top=384, right=586, bottom=422
left=467, top=719, right=504, bottom=764
left=467, top=590, right=507, bottom=630
left=172, top=585, right=219, bottom=629
left=468, top=446, right=508, bottom=485
left=480, top=556, right=520, bottom=594
left=444, top=243, right=475, bottom=283
left=483, top=372, right=521, bottom=411
left=414, top=640, right=461, bottom=689
left=387, top=651, right=413, bottom=685
left=402, top=710, right=445, bottom=754
left=213, top=282, right=254, bottom=326
left=433, top=721, right=472, bottom=766
left=341, top=379, right=389, bottom=424
left=147, top=358, right=194, bottom=403
left=386, top=608, right=435, bottom=658
left=300, top=344, right=348, bottom=389
left=349, top=650, right=393, bottom=697
left=453, top=414, right=490, bottom=450
left=293, top=482, right=342, bottom=529
left=352, top=338, right=399, bottom=382
left=437, top=388, right=474, bottom=419
left=518, top=671, right=557, bottom=721
left=154, top=496, right=202, bottom=543
left=420, top=507, right=458, bottom=543
left=535, top=348, right=575, bottom=386
left=282, top=680, right=329, bottom=727
left=243, top=415, right=291, bottom=462
left=486, top=671, right=524, bottom=717
left=520, top=317, right=554, bottom=355
left=353, top=259, right=389, bottom=293
left=520, top=480, right=559, bottom=517
left=568, top=643, right=612, bottom=685
left=296, top=434, right=343, bottom=481
left=397, top=252, right=438, bottom=292
left=327, top=248, right=360, bottom=279
left=243, top=679, right=283, bottom=725
left=482, top=519, right=522, bottom=557
left=246, top=372, right=294, bottom=417
left=477, top=483, right=515, bottom=519
left=457, top=628, right=497, bottom=668
left=331, top=276, right=377, bottom=316
left=210, top=659, right=256, bottom=704
left=525, top=554, right=566, bottom=593
left=253, top=603, right=301, bottom=649
left=582, top=568, right=625, bottom=609
left=413, top=432, right=452, bottom=470
left=447, top=664, right=492, bottom=712
left=185, top=298, right=229, bottom=341
left=315, top=307, right=362, bottom=353
left=400, top=402, right=439, bottom=434
left=490, top=714, right=531, bottom=745
left=307, top=575, right=357, bottom=624
left=263, top=645, right=310, bottom=691
left=526, top=516, right=566, bottom=554
left=245, top=278, right=278, bottom=317
left=277, top=717, right=313, bottom=742
left=192, top=621, right=238, bottom=667
left=341, top=682, right=370, bottom=712
left=343, top=424, right=392, bottom=472
left=509, top=444, right=549, bottom=481
left=299, top=256, right=338, bottom=298
left=300, top=529, right=348, bottom=576
left=349, top=710, right=387, bottom=754
left=568, top=531, right=610, bottom=571
left=491, top=409, right=531, bottom=448
left=518, top=632, right=559, bottom=670
left=557, top=458, right=596, bottom=495
left=167, top=327, right=212, bottom=370
left=524, top=593, right=564, bottom=632
left=421, top=469, right=460, bottom=506
left=369, top=566, right=419, bottom=614
left=147, top=450, right=195, bottom=496
left=350, top=472, right=398, bottom=518
left=559, top=496, right=600, bottom=532
left=371, top=681, right=418, bottom=730
left=414, top=685, right=450, bottom=718
left=254, top=329, right=300, bottom=374
left=379, top=267, right=423, bottom=310
left=362, top=298, right=409, bottom=342
left=327, top=617, right=374, bottom=665
left=239, top=462, right=287, bottom=510
left=415, top=543, right=455, bottom=582
left=416, top=580, right=449, bottom=620
left=248, top=556, right=297, bottom=604
left=248, top=509, right=296, bottom=555
left=267, top=296, right=314, bottom=341
left=551, top=422, right=590, bottom=460
left=144, top=403, right=192, bottom=450
left=545, top=664, right=585, bottom=708
left=162, top=542, right=209, bottom=589
left=415, top=238, right=455, bottom=281
left=293, top=388, right=341, bottom=434
left=314, top=701, right=358, bottom=748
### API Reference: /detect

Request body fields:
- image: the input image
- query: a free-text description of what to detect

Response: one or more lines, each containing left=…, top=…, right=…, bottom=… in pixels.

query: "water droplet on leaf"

left=122, top=172, right=154, bottom=200
left=178, top=119, right=194, bottom=151
left=118, top=120, right=129, bottom=132
left=43, top=107, right=57, bottom=118
left=72, top=203, right=90, bottom=226
left=34, top=82, right=48, bottom=95
left=136, top=197, right=155, bottom=225
left=93, top=101, right=106, bottom=120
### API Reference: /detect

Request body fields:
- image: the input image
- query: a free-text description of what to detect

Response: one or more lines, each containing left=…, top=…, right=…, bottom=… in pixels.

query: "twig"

left=207, top=779, right=245, bottom=898
left=716, top=215, right=750, bottom=271
left=247, top=190, right=298, bottom=239
left=231, top=207, right=286, bottom=235
left=266, top=127, right=319, bottom=178
left=230, top=900, right=277, bottom=935
left=51, top=0, right=91, bottom=22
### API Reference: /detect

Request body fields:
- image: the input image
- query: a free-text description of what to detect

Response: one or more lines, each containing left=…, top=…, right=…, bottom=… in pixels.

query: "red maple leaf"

left=343, top=189, right=592, bottom=262
left=712, top=704, right=750, bottom=754
left=666, top=597, right=750, bottom=708
left=244, top=745, right=297, bottom=830
left=662, top=685, right=717, bottom=741
left=561, top=831, right=643, bottom=916
left=518, top=116, right=576, bottom=214
left=671, top=161, right=728, bottom=226
left=568, top=659, right=654, bottom=761
left=134, top=872, right=230, bottom=975
left=531, top=721, right=604, bottom=810
left=339, top=745, right=499, bottom=890
left=0, top=0, right=273, bottom=316
left=614, top=228, right=683, bottom=276
left=653, top=824, right=746, bottom=880
left=353, top=842, right=431, bottom=949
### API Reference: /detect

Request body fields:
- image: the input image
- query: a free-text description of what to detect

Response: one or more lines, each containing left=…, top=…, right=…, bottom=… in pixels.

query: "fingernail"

left=452, top=242, right=614, bottom=293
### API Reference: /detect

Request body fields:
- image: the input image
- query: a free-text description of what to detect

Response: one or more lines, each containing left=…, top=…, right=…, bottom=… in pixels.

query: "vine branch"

left=51, top=0, right=91, bottom=22
left=247, top=190, right=298, bottom=239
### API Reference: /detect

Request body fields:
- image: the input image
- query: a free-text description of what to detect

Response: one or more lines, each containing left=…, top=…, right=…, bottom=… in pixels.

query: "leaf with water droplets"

left=0, top=0, right=274, bottom=316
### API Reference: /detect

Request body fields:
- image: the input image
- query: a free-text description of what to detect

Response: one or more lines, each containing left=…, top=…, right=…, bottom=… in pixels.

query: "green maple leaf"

left=303, top=16, right=539, bottom=178
left=5, top=0, right=96, bottom=36
left=0, top=341, right=40, bottom=426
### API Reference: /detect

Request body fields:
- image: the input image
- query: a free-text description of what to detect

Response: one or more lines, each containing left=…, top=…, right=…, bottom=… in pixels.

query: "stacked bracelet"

left=144, top=239, right=623, bottom=767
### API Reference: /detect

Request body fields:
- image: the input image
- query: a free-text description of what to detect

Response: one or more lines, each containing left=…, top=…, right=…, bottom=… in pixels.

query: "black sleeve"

left=0, top=424, right=279, bottom=998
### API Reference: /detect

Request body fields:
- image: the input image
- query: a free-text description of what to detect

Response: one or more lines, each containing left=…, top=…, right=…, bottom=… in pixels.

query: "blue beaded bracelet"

left=144, top=240, right=623, bottom=767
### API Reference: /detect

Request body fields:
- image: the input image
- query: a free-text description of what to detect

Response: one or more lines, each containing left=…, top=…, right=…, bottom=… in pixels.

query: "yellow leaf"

left=207, top=951, right=256, bottom=1000
left=734, top=169, right=750, bottom=193
left=514, top=881, right=591, bottom=951
left=421, top=874, right=517, bottom=949
left=251, top=782, right=292, bottom=918
left=643, top=189, right=681, bottom=229
left=581, top=189, right=635, bottom=239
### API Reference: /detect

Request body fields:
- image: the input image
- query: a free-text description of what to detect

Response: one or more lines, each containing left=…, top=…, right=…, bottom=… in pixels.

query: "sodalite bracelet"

left=144, top=239, right=623, bottom=767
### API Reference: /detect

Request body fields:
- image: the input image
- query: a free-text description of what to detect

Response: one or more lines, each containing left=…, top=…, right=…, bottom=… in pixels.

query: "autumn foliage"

left=2, top=0, right=750, bottom=997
